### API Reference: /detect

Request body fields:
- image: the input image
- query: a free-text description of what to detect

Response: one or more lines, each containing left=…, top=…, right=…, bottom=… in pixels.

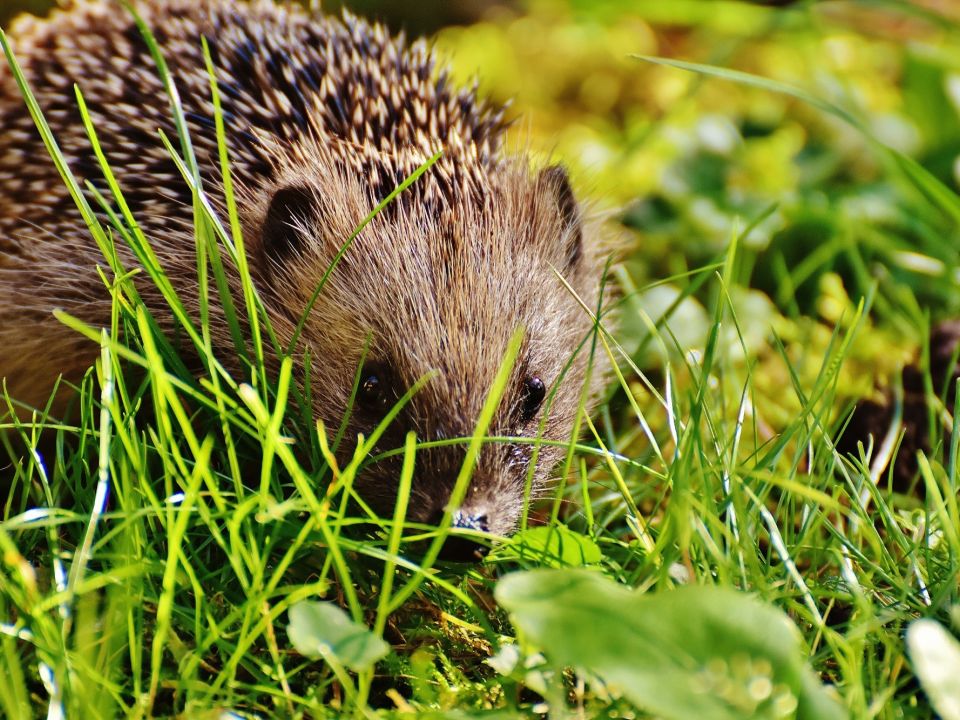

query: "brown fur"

left=0, top=0, right=606, bottom=535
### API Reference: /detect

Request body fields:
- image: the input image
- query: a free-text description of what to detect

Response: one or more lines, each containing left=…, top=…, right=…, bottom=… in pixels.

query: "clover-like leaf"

left=287, top=601, right=389, bottom=672
left=495, top=569, right=845, bottom=720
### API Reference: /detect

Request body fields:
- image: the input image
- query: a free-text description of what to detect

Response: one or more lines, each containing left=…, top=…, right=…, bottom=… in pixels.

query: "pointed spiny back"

left=192, top=1, right=509, bottom=208
left=5, top=0, right=510, bottom=216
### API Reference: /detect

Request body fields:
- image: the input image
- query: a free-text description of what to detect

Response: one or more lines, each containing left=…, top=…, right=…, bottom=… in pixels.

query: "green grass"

left=3, top=1, right=960, bottom=718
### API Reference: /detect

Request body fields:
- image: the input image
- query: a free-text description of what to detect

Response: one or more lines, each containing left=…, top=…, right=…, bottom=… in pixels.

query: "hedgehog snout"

left=451, top=509, right=490, bottom=533
left=430, top=508, right=493, bottom=562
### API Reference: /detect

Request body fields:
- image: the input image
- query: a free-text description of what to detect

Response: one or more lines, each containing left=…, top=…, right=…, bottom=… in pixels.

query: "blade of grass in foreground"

left=202, top=36, right=267, bottom=385
left=72, top=88, right=212, bottom=375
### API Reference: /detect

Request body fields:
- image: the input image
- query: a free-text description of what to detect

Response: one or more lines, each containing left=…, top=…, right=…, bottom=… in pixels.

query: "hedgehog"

left=0, top=0, right=607, bottom=539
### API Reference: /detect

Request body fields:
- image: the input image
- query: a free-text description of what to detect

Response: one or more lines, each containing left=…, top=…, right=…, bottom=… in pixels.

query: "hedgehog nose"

left=432, top=510, right=490, bottom=562
left=452, top=510, right=489, bottom=533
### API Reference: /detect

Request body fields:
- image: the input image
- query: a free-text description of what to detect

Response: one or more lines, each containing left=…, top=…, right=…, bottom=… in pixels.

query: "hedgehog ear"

left=539, top=164, right=583, bottom=271
left=261, top=184, right=317, bottom=264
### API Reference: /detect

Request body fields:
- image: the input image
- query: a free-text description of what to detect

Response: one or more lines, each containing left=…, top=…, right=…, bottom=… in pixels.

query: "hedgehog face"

left=0, top=0, right=606, bottom=544
left=252, top=159, right=604, bottom=539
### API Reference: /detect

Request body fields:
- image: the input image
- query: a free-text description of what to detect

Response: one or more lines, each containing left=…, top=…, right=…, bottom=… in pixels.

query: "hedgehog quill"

left=0, top=0, right=606, bottom=538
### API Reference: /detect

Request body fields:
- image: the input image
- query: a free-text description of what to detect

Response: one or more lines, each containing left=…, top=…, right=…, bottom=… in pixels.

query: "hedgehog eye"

left=519, top=376, right=547, bottom=422
left=356, top=365, right=390, bottom=411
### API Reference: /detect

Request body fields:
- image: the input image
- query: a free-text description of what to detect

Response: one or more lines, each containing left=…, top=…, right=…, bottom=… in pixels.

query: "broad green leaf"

left=496, top=525, right=602, bottom=567
left=496, top=569, right=845, bottom=720
left=287, top=601, right=389, bottom=672
left=907, top=619, right=960, bottom=720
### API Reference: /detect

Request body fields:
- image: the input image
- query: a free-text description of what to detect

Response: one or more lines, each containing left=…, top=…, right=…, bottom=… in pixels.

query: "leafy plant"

left=496, top=569, right=846, bottom=720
